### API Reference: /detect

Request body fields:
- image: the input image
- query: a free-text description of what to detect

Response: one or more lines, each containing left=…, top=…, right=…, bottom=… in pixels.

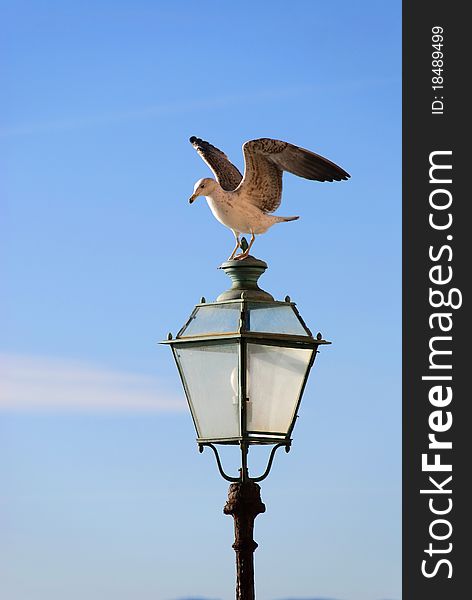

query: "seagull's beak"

left=188, top=192, right=199, bottom=204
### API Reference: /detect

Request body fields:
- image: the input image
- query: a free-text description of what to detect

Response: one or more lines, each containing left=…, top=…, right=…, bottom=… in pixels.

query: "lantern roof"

left=177, top=300, right=312, bottom=339
left=166, top=256, right=330, bottom=347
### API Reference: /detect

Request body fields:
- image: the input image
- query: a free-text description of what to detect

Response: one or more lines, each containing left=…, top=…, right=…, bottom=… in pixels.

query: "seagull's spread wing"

left=237, top=138, right=350, bottom=213
left=190, top=136, right=243, bottom=191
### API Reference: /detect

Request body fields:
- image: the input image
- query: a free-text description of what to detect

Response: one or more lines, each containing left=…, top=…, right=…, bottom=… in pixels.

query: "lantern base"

left=197, top=433, right=289, bottom=445
left=198, top=441, right=291, bottom=483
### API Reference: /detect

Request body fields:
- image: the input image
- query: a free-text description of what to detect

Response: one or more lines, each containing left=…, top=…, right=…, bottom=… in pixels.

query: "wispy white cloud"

left=0, top=87, right=302, bottom=137
left=0, top=353, right=185, bottom=413
left=0, top=77, right=398, bottom=137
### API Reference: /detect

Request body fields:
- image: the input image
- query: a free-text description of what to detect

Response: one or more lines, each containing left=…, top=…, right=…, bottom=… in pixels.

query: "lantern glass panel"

left=179, top=304, right=241, bottom=337
left=174, top=343, right=240, bottom=439
left=246, top=343, right=313, bottom=435
left=247, top=304, right=309, bottom=336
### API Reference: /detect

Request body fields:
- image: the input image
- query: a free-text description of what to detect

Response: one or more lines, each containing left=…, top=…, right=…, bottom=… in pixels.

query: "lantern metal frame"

left=162, top=256, right=330, bottom=482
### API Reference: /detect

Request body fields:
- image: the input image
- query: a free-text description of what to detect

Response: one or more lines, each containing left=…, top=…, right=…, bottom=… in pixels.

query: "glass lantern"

left=163, top=257, right=329, bottom=481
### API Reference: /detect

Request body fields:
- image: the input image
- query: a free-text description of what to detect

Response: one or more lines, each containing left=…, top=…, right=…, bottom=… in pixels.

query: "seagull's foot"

left=233, top=250, right=250, bottom=261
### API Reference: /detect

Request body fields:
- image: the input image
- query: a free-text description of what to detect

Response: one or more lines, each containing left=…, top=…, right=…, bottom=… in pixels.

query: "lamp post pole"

left=224, top=480, right=266, bottom=600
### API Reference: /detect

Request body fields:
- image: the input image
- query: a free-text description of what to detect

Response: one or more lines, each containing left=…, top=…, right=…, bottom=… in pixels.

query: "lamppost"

left=162, top=255, right=329, bottom=599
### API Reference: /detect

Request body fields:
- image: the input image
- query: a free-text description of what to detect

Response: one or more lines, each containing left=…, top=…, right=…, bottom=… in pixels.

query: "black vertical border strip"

left=403, top=3, right=467, bottom=600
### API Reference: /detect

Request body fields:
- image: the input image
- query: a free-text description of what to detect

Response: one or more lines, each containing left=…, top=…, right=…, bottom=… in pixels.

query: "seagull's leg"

left=228, top=231, right=241, bottom=260
left=234, top=232, right=256, bottom=260
left=246, top=232, right=256, bottom=254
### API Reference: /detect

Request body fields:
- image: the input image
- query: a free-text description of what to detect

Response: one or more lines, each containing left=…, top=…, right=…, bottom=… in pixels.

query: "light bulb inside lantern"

left=230, top=366, right=238, bottom=406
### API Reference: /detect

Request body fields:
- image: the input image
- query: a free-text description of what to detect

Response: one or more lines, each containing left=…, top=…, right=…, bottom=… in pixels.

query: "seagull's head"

left=189, top=178, right=218, bottom=203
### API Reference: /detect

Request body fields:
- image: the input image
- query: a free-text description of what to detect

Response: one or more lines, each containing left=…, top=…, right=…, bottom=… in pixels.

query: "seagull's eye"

left=200, top=184, right=204, bottom=189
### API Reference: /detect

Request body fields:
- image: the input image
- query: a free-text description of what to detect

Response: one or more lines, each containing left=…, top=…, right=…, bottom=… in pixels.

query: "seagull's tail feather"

left=275, top=215, right=299, bottom=223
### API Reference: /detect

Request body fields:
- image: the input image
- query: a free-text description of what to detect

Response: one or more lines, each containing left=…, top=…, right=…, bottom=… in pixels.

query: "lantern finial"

left=217, top=256, right=274, bottom=302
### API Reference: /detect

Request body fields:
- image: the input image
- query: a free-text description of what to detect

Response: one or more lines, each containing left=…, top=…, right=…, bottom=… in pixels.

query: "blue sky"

left=1, top=1, right=401, bottom=599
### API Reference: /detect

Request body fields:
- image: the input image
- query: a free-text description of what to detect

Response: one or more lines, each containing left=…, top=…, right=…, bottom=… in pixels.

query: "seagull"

left=188, top=136, right=350, bottom=260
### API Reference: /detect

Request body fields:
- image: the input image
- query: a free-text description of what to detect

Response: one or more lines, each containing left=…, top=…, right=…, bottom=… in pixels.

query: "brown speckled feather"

left=237, top=138, right=350, bottom=213
left=189, top=136, right=242, bottom=191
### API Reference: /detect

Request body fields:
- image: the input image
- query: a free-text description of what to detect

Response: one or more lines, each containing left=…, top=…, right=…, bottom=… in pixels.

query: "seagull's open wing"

left=237, top=138, right=350, bottom=213
left=190, top=136, right=243, bottom=192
